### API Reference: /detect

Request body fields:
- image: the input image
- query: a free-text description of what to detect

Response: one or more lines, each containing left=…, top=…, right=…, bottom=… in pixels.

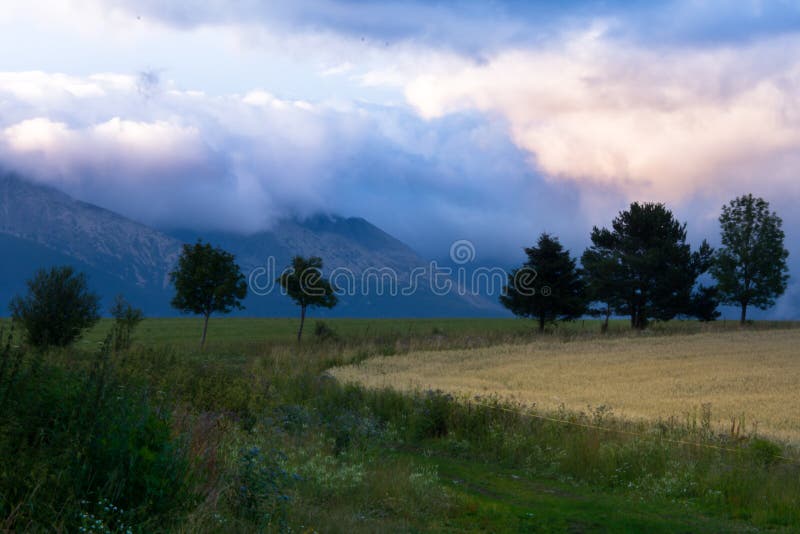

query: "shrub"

left=0, top=338, right=193, bottom=530
left=0, top=327, right=24, bottom=411
left=313, top=320, right=339, bottom=343
left=412, top=391, right=453, bottom=440
left=325, top=410, right=384, bottom=455
left=110, top=294, right=144, bottom=352
left=232, top=447, right=297, bottom=528
left=747, top=438, right=783, bottom=467
left=9, top=266, right=100, bottom=349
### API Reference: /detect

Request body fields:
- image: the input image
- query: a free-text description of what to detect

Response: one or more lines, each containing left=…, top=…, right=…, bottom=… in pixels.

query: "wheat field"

left=332, top=328, right=800, bottom=442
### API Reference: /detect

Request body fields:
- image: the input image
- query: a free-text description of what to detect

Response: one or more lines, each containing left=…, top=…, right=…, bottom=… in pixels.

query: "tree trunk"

left=740, top=302, right=748, bottom=325
left=200, top=313, right=210, bottom=349
left=601, top=305, right=610, bottom=334
left=538, top=315, right=545, bottom=333
left=297, top=305, right=307, bottom=342
left=632, top=302, right=646, bottom=330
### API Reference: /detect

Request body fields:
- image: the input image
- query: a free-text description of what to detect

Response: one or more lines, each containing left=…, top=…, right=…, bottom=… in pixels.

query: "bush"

left=747, top=438, right=783, bottom=467
left=0, top=339, right=193, bottom=530
left=232, top=447, right=297, bottom=528
left=0, top=327, right=24, bottom=411
left=110, top=294, right=144, bottom=351
left=313, top=320, right=339, bottom=343
left=9, top=266, right=100, bottom=348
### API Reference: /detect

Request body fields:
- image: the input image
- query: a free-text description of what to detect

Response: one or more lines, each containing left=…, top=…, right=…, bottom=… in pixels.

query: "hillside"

left=0, top=174, right=501, bottom=317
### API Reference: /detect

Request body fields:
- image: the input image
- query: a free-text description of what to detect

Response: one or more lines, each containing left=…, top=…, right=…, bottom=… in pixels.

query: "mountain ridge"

left=0, top=174, right=503, bottom=317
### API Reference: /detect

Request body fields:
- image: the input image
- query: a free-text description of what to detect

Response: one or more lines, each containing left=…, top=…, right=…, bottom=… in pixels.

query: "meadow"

left=1, top=317, right=799, bottom=532
left=75, top=315, right=796, bottom=349
left=332, top=328, right=800, bottom=442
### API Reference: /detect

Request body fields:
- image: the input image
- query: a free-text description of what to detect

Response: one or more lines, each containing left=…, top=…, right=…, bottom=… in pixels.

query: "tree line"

left=501, top=194, right=790, bottom=331
left=5, top=193, right=789, bottom=349
left=6, top=244, right=337, bottom=349
left=168, top=244, right=337, bottom=345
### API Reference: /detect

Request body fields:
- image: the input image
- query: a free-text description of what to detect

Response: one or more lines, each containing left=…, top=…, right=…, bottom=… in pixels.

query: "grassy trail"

left=413, top=453, right=755, bottom=533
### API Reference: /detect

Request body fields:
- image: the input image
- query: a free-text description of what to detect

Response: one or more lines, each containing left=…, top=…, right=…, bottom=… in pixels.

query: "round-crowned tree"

left=169, top=240, right=247, bottom=348
left=711, top=194, right=789, bottom=324
left=278, top=255, right=337, bottom=342
left=9, top=265, right=101, bottom=349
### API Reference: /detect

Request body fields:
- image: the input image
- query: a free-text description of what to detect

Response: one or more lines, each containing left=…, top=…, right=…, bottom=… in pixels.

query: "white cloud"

left=0, top=71, right=119, bottom=103
left=3, top=116, right=205, bottom=180
left=320, top=62, right=355, bottom=77
left=0, top=68, right=574, bottom=260
left=0, top=70, right=375, bottom=231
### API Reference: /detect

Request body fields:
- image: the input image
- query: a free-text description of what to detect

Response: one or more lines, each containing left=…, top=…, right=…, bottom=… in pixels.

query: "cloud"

left=100, top=0, right=800, bottom=53
left=102, top=0, right=540, bottom=54
left=613, top=1, right=800, bottom=46
left=0, top=69, right=576, bottom=260
left=0, top=71, right=364, bottom=231
left=0, top=71, right=129, bottom=104
left=402, top=30, right=800, bottom=204
left=0, top=2, right=798, bottom=316
left=4, top=117, right=203, bottom=167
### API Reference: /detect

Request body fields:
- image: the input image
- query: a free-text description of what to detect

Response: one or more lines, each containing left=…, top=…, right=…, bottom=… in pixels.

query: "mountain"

left=0, top=174, right=503, bottom=317
left=170, top=216, right=503, bottom=317
left=171, top=215, right=422, bottom=282
left=0, top=174, right=182, bottom=315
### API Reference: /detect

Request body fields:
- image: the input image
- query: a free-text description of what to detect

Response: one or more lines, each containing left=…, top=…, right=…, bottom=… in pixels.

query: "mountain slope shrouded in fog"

left=0, top=174, right=501, bottom=317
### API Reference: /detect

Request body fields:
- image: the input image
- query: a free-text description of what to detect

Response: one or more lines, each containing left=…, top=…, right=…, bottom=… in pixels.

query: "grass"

left=1, top=318, right=799, bottom=532
left=63, top=317, right=537, bottom=354
left=409, top=453, right=754, bottom=532
left=332, top=327, right=800, bottom=443
left=68, top=315, right=799, bottom=350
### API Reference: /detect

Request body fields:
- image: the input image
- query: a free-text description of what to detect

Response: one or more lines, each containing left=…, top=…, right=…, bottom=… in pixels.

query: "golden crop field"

left=332, top=328, right=800, bottom=443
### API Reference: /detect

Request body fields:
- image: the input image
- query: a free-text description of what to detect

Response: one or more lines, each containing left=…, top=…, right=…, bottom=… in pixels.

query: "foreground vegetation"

left=1, top=319, right=799, bottom=532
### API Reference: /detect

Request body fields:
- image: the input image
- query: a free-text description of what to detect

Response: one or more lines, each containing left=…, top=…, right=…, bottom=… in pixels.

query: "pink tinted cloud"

left=404, top=30, right=800, bottom=204
left=3, top=117, right=206, bottom=182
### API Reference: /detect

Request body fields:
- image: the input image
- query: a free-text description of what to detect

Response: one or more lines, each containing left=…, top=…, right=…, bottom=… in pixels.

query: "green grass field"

left=82, top=317, right=537, bottom=346
left=70, top=315, right=799, bottom=350
left=2, top=317, right=799, bottom=532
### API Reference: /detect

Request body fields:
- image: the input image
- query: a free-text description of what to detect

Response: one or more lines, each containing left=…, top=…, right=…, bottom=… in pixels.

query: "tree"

left=710, top=194, right=789, bottom=324
left=9, top=265, right=100, bottom=348
left=686, top=241, right=721, bottom=322
left=688, top=285, right=721, bottom=322
left=500, top=233, right=586, bottom=332
left=278, top=256, right=338, bottom=342
left=581, top=243, right=622, bottom=333
left=170, top=241, right=247, bottom=348
left=581, top=202, right=711, bottom=329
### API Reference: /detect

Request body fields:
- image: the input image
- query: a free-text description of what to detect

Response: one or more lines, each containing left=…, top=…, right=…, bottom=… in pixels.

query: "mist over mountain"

left=0, top=174, right=502, bottom=318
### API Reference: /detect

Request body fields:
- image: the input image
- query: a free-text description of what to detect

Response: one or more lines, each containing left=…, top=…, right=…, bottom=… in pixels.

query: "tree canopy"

left=278, top=255, right=338, bottom=341
left=169, top=240, right=247, bottom=347
left=711, top=194, right=789, bottom=323
left=9, top=265, right=100, bottom=348
left=500, top=233, right=586, bottom=331
left=581, top=202, right=713, bottom=329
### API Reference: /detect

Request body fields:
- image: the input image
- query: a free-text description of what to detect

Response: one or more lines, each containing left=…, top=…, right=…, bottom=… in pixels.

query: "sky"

left=1, top=0, right=799, bottom=315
